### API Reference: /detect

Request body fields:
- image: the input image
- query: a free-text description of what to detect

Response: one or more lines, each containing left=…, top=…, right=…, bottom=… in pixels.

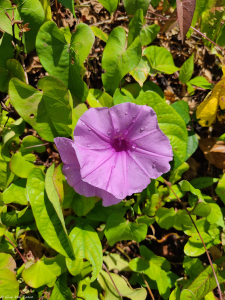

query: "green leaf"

left=189, top=76, right=213, bottom=89
left=185, top=130, right=199, bottom=160
left=15, top=0, right=45, bottom=53
left=169, top=162, right=189, bottom=184
left=128, top=9, right=143, bottom=47
left=98, top=270, right=147, bottom=300
left=0, top=59, right=25, bottom=92
left=10, top=152, right=36, bottom=178
left=215, top=174, right=225, bottom=204
left=143, top=92, right=188, bottom=169
left=171, top=100, right=190, bottom=125
left=66, top=220, right=103, bottom=281
left=22, top=255, right=66, bottom=288
left=45, top=164, right=68, bottom=228
left=156, top=207, right=176, bottom=229
left=2, top=178, right=28, bottom=205
left=52, top=162, right=76, bottom=209
left=179, top=54, right=194, bottom=84
left=123, top=0, right=150, bottom=16
left=102, top=27, right=142, bottom=95
left=86, top=200, right=129, bottom=222
left=140, top=24, right=160, bottom=46
left=36, top=21, right=94, bottom=102
left=192, top=202, right=211, bottom=218
left=180, top=265, right=225, bottom=300
left=0, top=159, right=13, bottom=191
left=130, top=56, right=151, bottom=87
left=190, top=177, right=219, bottom=189
left=9, top=76, right=72, bottom=141
left=0, top=268, right=19, bottom=299
left=184, top=232, right=214, bottom=257
left=144, top=46, right=179, bottom=74
left=20, top=136, right=46, bottom=155
left=217, top=24, right=225, bottom=47
left=179, top=180, right=204, bottom=201
left=70, top=103, right=88, bottom=131
left=91, top=26, right=108, bottom=42
left=0, top=33, right=14, bottom=68
left=0, top=0, right=13, bottom=35
left=37, top=76, right=72, bottom=137
left=39, top=0, right=52, bottom=21
left=27, top=168, right=74, bottom=259
left=129, top=246, right=171, bottom=299
left=0, top=253, right=16, bottom=272
left=87, top=89, right=113, bottom=108
left=77, top=277, right=99, bottom=300
left=97, top=0, right=119, bottom=14
left=103, top=253, right=131, bottom=272
left=50, top=273, right=73, bottom=300
left=57, top=0, right=75, bottom=16
left=105, top=212, right=147, bottom=246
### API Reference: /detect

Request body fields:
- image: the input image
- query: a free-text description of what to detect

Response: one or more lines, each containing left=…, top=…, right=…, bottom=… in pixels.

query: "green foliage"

left=0, top=1, right=224, bottom=299
left=144, top=46, right=179, bottom=74
left=66, top=219, right=102, bottom=281
left=105, top=212, right=148, bottom=245
left=102, top=27, right=142, bottom=95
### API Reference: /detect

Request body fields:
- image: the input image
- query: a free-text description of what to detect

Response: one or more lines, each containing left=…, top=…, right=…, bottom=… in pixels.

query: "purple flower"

left=54, top=102, right=173, bottom=206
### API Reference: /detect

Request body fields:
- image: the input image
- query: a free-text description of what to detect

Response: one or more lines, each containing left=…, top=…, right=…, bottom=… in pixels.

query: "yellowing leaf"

left=219, top=80, right=225, bottom=110
left=196, top=79, right=225, bottom=127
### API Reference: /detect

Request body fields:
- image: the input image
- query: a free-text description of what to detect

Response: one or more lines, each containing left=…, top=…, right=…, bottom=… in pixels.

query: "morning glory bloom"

left=54, top=102, right=173, bottom=206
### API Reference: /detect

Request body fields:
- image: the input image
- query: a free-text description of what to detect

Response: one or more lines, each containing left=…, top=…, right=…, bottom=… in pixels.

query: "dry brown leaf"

left=176, top=0, right=196, bottom=43
left=199, top=138, right=225, bottom=169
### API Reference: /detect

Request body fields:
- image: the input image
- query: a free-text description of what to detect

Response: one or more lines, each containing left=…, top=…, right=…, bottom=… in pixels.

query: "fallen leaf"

left=199, top=138, right=225, bottom=169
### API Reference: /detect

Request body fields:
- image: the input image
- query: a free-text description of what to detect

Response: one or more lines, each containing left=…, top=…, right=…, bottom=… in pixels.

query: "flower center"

left=112, top=137, right=129, bottom=152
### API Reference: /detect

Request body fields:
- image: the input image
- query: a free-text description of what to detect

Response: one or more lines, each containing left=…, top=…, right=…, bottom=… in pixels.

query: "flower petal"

left=96, top=189, right=122, bottom=207
left=54, top=137, right=77, bottom=165
left=109, top=102, right=159, bottom=140
left=62, top=164, right=96, bottom=197
left=74, top=107, right=114, bottom=148
left=129, top=130, right=173, bottom=179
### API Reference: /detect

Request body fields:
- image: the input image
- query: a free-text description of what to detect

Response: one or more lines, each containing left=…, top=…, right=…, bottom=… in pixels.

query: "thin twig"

left=5, top=235, right=27, bottom=264
left=102, top=263, right=123, bottom=299
left=141, top=273, right=155, bottom=300
left=55, top=0, right=59, bottom=27
left=23, top=143, right=50, bottom=150
left=190, top=26, right=225, bottom=53
left=163, top=179, right=223, bottom=300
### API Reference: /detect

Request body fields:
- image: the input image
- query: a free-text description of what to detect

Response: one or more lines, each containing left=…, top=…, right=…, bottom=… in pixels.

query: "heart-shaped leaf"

left=102, top=27, right=142, bottom=95
left=36, top=21, right=94, bottom=102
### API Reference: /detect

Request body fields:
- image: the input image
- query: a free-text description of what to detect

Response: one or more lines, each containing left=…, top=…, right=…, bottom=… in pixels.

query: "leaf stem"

left=102, top=263, right=123, bottom=299
left=141, top=273, right=155, bottom=300
left=4, top=235, right=27, bottom=264
left=163, top=179, right=223, bottom=300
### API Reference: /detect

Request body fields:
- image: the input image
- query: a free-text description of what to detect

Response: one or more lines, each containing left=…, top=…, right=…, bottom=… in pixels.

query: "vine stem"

left=102, top=263, right=123, bottom=299
left=163, top=179, right=223, bottom=300
left=4, top=235, right=27, bottom=264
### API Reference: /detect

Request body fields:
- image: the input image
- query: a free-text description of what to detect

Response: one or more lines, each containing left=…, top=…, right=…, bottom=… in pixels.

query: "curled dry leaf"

left=199, top=138, right=225, bottom=169
left=176, top=0, right=196, bottom=43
